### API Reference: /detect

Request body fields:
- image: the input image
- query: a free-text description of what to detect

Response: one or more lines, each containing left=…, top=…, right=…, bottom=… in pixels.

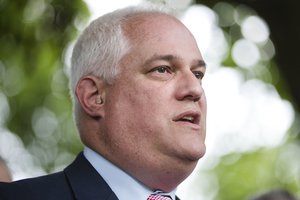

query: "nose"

left=175, top=70, right=204, bottom=102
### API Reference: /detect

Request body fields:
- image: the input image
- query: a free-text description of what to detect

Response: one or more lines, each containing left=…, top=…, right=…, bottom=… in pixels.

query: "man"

left=0, top=157, right=11, bottom=182
left=0, top=4, right=207, bottom=200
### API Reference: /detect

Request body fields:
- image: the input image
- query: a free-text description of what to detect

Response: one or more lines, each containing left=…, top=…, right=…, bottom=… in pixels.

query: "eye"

left=150, top=66, right=171, bottom=74
left=147, top=66, right=173, bottom=81
left=193, top=71, right=204, bottom=79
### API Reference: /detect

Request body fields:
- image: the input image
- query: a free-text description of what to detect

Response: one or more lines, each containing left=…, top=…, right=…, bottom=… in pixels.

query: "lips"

left=173, top=111, right=200, bottom=126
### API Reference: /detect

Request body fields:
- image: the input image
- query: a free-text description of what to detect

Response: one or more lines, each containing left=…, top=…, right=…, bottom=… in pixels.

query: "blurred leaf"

left=0, top=0, right=89, bottom=170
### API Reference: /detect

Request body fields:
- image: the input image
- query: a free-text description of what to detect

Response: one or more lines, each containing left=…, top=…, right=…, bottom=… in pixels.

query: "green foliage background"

left=0, top=0, right=299, bottom=199
left=0, top=0, right=89, bottom=171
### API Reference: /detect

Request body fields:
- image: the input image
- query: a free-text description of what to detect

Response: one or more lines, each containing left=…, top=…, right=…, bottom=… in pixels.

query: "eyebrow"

left=144, top=54, right=206, bottom=68
left=195, top=59, right=206, bottom=68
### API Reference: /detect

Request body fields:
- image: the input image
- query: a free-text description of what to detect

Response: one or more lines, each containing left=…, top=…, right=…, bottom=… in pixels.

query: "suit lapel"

left=64, top=153, right=182, bottom=200
left=64, top=153, right=118, bottom=200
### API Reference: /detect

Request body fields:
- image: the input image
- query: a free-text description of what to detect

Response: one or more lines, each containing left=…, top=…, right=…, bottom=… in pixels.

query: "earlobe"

left=75, top=76, right=106, bottom=118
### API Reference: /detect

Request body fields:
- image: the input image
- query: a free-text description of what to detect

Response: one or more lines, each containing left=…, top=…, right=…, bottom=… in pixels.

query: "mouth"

left=173, top=111, right=200, bottom=126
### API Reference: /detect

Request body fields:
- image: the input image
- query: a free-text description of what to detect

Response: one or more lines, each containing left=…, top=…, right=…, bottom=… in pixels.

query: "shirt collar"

left=83, top=147, right=176, bottom=200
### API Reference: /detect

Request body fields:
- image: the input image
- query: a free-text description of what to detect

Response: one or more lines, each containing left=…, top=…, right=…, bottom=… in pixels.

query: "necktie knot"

left=147, top=194, right=172, bottom=200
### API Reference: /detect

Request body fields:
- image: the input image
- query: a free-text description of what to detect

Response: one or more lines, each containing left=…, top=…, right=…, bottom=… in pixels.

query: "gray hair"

left=70, top=4, right=172, bottom=123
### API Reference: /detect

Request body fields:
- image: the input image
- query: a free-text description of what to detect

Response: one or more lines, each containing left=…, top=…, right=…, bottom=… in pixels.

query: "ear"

left=75, top=75, right=106, bottom=118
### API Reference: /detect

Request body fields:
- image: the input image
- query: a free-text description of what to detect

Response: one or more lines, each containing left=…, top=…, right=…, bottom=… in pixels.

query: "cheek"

left=106, top=84, right=156, bottom=126
left=105, top=77, right=175, bottom=132
left=103, top=88, right=165, bottom=153
left=122, top=81, right=166, bottom=113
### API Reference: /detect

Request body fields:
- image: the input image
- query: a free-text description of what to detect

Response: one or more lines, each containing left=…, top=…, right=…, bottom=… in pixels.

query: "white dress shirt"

left=83, top=147, right=176, bottom=200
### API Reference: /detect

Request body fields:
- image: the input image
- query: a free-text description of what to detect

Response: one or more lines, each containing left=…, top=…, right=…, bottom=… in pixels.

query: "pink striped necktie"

left=147, top=194, right=172, bottom=200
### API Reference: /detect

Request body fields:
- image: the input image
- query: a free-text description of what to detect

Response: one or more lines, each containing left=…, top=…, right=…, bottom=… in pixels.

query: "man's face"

left=100, top=14, right=206, bottom=185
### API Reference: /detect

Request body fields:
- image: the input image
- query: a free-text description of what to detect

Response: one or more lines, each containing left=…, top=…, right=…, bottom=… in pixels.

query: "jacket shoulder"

left=0, top=171, right=74, bottom=200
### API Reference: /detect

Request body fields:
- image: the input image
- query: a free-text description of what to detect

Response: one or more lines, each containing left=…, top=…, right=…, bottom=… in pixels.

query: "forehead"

left=119, top=13, right=202, bottom=65
left=122, top=13, right=187, bottom=43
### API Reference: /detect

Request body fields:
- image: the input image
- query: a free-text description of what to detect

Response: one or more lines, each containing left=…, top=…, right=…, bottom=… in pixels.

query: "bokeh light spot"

left=242, top=16, right=270, bottom=44
left=232, top=39, right=260, bottom=68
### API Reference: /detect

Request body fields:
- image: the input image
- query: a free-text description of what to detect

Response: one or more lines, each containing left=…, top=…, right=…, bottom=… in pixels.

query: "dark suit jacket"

left=0, top=152, right=180, bottom=200
left=0, top=152, right=118, bottom=200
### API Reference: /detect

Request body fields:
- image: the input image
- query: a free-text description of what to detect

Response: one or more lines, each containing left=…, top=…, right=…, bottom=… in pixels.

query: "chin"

left=186, top=143, right=206, bottom=161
